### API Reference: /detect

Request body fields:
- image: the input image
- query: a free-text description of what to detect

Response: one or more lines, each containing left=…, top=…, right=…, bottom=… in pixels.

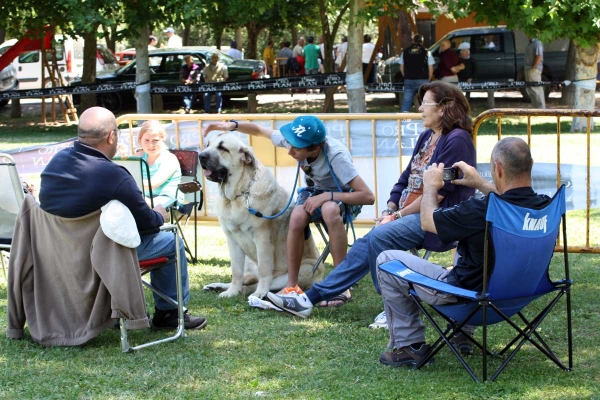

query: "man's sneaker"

left=379, top=344, right=433, bottom=367
left=266, top=291, right=313, bottom=318
left=369, top=311, right=388, bottom=329
left=151, top=308, right=208, bottom=331
left=450, top=331, right=474, bottom=355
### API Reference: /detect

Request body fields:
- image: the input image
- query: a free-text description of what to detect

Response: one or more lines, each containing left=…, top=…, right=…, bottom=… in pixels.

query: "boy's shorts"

left=296, top=187, right=362, bottom=224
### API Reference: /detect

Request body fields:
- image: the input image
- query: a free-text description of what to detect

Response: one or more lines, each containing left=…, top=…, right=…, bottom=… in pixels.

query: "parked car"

left=0, top=36, right=120, bottom=90
left=381, top=26, right=569, bottom=101
left=115, top=49, right=136, bottom=66
left=0, top=63, right=18, bottom=108
left=71, top=47, right=267, bottom=112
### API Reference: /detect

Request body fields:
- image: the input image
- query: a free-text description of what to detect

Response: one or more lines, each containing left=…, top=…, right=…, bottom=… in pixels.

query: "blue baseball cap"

left=280, top=116, right=327, bottom=148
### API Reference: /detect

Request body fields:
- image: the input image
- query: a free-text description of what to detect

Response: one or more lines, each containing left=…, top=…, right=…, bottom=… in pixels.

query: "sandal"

left=319, top=293, right=353, bottom=308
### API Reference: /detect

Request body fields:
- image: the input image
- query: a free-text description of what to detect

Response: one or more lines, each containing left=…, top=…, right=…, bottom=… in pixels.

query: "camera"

left=442, top=167, right=459, bottom=181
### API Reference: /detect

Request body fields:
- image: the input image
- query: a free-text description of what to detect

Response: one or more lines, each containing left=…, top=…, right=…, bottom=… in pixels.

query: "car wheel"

left=99, top=92, right=123, bottom=113
left=0, top=99, right=8, bottom=108
left=43, top=78, right=60, bottom=88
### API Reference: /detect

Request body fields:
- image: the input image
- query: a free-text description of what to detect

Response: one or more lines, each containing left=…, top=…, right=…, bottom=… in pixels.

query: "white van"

left=0, top=35, right=119, bottom=90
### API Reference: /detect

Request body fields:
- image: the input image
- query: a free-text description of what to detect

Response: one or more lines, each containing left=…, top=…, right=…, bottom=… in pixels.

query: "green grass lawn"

left=1, top=224, right=599, bottom=399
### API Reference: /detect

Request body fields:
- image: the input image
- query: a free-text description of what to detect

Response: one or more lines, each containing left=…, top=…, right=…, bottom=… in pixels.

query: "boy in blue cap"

left=204, top=117, right=374, bottom=302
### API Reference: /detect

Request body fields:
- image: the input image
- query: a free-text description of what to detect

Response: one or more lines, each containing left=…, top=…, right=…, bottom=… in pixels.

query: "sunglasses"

left=302, top=165, right=315, bottom=187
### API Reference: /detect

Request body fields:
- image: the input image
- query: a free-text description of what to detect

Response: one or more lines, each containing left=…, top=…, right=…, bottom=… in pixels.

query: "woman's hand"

left=374, top=214, right=395, bottom=227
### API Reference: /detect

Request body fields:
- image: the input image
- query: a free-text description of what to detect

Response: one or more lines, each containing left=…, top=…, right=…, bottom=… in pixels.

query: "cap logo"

left=293, top=125, right=307, bottom=137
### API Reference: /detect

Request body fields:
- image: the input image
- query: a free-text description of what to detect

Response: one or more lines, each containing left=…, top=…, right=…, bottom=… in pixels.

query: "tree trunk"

left=570, top=42, right=599, bottom=132
left=235, top=27, right=244, bottom=58
left=346, top=0, right=366, bottom=113
left=245, top=23, right=263, bottom=60
left=560, top=40, right=576, bottom=106
left=183, top=24, right=191, bottom=46
left=0, top=28, right=6, bottom=44
left=215, top=27, right=223, bottom=49
left=102, top=24, right=116, bottom=52
left=80, top=30, right=98, bottom=112
left=10, top=98, right=21, bottom=118
left=291, top=26, right=298, bottom=49
left=135, top=25, right=152, bottom=115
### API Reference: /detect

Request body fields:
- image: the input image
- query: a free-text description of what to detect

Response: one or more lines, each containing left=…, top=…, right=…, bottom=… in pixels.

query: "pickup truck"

left=382, top=26, right=569, bottom=100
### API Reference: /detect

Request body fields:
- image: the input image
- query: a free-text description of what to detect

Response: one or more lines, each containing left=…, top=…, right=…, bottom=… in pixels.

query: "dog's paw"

left=249, top=290, right=268, bottom=300
left=218, top=289, right=241, bottom=298
left=203, top=283, right=229, bottom=292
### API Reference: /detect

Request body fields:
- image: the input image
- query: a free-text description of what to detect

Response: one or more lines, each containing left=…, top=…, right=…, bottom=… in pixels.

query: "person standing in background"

left=263, top=40, right=275, bottom=76
left=227, top=41, right=242, bottom=60
left=436, top=39, right=460, bottom=83
left=399, top=34, right=434, bottom=112
left=163, top=27, right=182, bottom=48
left=456, top=42, right=477, bottom=99
left=202, top=53, right=228, bottom=114
left=148, top=35, right=158, bottom=50
left=293, top=37, right=306, bottom=76
left=304, top=36, right=321, bottom=75
left=524, top=38, right=545, bottom=109
left=335, top=36, right=348, bottom=72
left=362, top=34, right=376, bottom=84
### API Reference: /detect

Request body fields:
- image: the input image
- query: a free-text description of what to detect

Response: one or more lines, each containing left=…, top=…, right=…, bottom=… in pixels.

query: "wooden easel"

left=40, top=45, right=78, bottom=125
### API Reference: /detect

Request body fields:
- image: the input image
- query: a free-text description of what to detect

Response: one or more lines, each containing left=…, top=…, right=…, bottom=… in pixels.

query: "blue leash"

left=247, top=162, right=301, bottom=219
left=247, top=143, right=359, bottom=246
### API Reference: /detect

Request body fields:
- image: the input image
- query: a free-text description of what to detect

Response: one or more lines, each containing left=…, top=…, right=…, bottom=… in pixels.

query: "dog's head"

left=199, top=133, right=256, bottom=185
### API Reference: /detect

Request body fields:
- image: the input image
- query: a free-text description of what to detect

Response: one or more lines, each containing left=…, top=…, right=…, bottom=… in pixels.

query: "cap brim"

left=280, top=123, right=309, bottom=148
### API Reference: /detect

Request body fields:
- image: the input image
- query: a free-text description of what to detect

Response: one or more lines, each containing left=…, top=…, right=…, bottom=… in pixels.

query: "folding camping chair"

left=120, top=223, right=186, bottom=352
left=0, top=153, right=25, bottom=279
left=112, top=156, right=157, bottom=206
left=169, top=149, right=203, bottom=262
left=379, top=185, right=572, bottom=382
left=311, top=200, right=361, bottom=273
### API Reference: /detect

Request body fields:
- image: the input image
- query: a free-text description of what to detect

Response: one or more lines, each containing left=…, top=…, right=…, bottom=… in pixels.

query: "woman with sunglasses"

left=267, top=81, right=477, bottom=320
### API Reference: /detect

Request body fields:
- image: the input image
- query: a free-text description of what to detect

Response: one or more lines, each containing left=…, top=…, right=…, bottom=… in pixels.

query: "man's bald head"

left=440, top=39, right=451, bottom=52
left=491, top=137, right=533, bottom=181
left=78, top=107, right=117, bottom=147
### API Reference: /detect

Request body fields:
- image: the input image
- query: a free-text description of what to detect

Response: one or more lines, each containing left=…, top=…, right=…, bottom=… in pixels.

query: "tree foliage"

left=447, top=0, right=600, bottom=48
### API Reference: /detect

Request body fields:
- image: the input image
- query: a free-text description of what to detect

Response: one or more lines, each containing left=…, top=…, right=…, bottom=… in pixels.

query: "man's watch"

left=228, top=120, right=238, bottom=131
left=382, top=207, right=395, bottom=216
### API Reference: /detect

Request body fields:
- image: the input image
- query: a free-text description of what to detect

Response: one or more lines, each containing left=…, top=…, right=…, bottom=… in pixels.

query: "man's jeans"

left=137, top=231, right=190, bottom=310
left=401, top=79, right=428, bottom=112
left=305, top=213, right=425, bottom=304
left=182, top=94, right=194, bottom=110
left=204, top=91, right=223, bottom=113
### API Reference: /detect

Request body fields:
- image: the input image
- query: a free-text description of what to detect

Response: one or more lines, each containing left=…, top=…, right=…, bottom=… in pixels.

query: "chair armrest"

left=160, top=224, right=177, bottom=232
left=379, top=260, right=481, bottom=300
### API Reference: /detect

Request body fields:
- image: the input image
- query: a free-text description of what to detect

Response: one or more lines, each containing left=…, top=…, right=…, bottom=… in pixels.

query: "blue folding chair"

left=379, top=185, right=572, bottom=382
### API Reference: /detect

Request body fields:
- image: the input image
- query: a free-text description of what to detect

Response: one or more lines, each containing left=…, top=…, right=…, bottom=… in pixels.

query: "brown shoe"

left=379, top=344, right=433, bottom=367
left=450, top=331, right=474, bottom=355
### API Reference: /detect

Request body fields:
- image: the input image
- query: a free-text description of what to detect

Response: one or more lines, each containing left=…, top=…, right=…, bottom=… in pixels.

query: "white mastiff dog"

left=199, top=133, right=324, bottom=299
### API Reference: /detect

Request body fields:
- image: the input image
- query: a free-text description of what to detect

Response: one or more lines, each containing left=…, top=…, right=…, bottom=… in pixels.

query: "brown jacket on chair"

left=7, top=195, right=148, bottom=346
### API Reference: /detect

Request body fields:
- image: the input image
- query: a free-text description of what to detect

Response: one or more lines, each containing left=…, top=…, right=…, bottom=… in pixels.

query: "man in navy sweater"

left=39, top=107, right=206, bottom=331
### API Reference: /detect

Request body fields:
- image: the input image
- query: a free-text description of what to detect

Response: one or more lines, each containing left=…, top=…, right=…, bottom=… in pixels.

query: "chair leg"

left=120, top=226, right=186, bottom=352
left=1, top=250, right=7, bottom=280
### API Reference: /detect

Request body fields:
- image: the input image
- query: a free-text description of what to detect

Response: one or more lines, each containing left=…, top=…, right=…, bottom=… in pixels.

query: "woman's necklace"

left=428, top=132, right=441, bottom=148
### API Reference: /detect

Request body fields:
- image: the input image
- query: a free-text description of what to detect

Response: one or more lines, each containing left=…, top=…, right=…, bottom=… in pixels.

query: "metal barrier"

left=473, top=108, right=600, bottom=253
left=116, top=110, right=599, bottom=253
left=116, top=113, right=427, bottom=225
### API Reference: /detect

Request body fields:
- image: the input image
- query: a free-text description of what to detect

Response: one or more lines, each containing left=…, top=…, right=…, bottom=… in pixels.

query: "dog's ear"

left=240, top=147, right=256, bottom=168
